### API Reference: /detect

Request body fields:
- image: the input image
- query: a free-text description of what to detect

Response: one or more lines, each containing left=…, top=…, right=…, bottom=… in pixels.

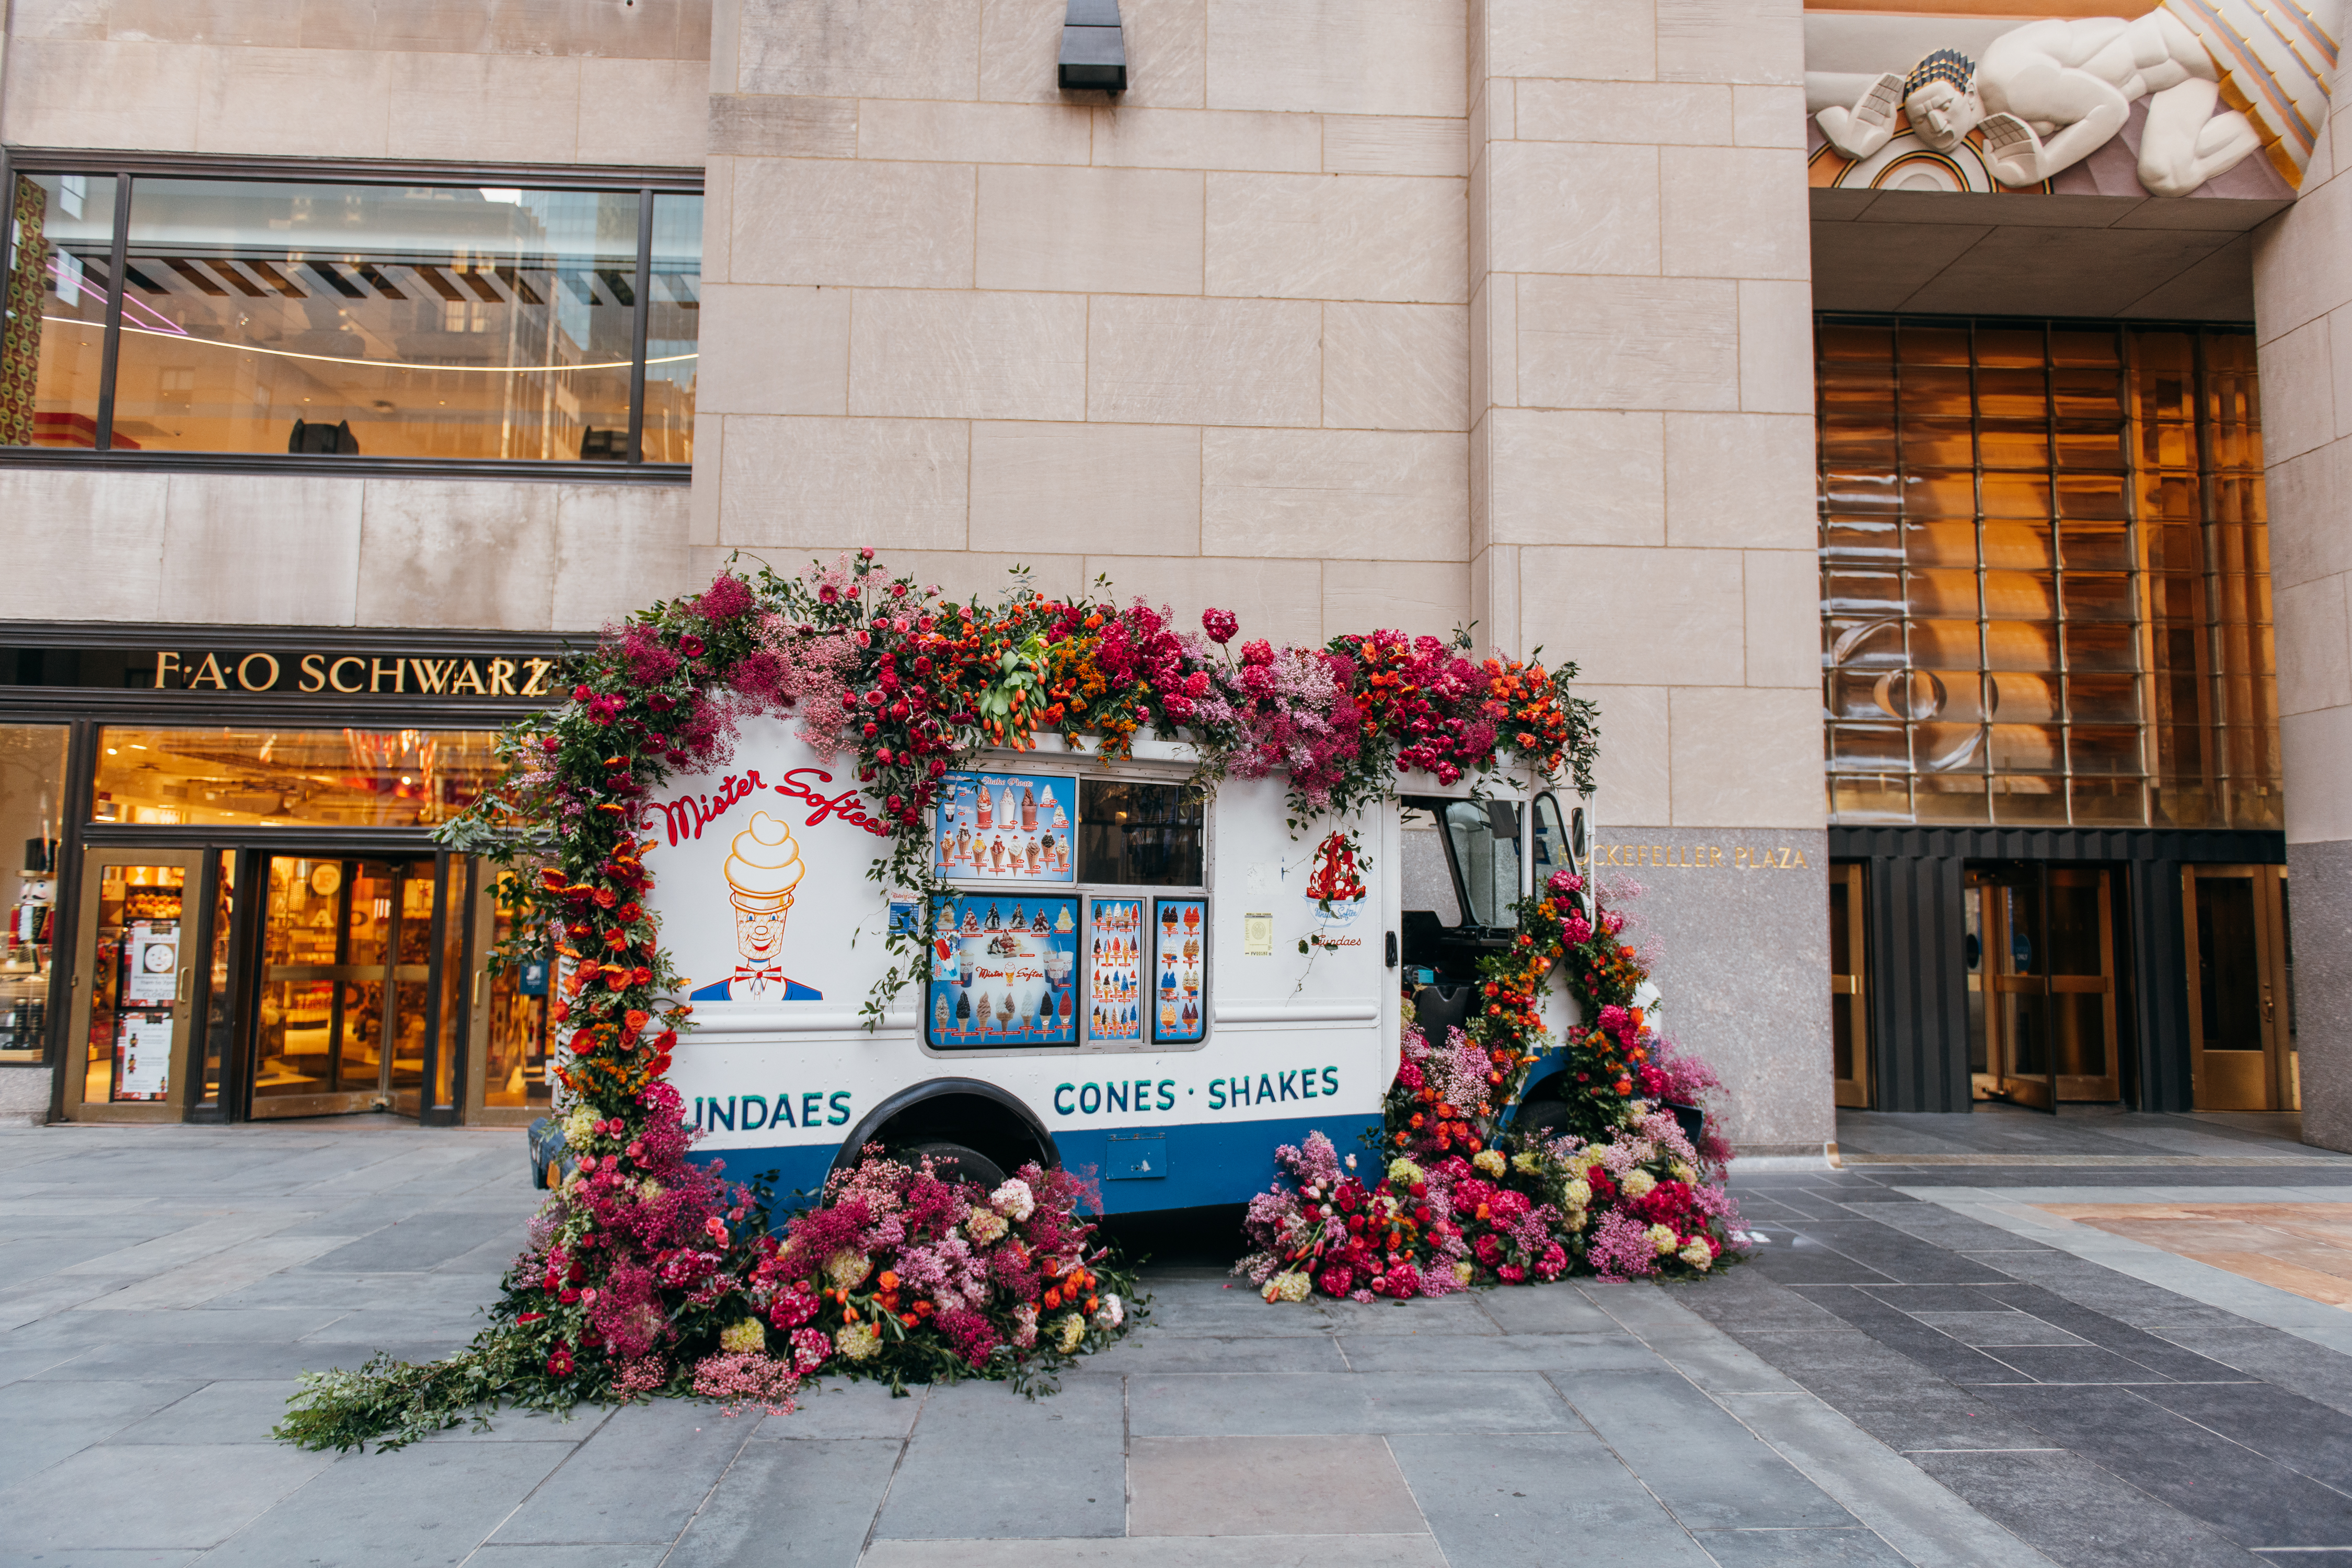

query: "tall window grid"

left=1818, top=318, right=2278, bottom=830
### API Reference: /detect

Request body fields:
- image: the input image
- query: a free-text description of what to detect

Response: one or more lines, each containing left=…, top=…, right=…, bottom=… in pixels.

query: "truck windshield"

left=1442, top=801, right=1520, bottom=928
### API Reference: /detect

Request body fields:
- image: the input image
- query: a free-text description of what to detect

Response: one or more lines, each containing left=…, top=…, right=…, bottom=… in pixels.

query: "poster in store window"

left=121, top=920, right=178, bottom=1007
left=113, top=1014, right=171, bottom=1100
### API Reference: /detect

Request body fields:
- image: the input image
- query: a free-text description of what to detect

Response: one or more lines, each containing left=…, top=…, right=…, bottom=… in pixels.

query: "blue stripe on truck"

left=692, top=1110, right=1385, bottom=1217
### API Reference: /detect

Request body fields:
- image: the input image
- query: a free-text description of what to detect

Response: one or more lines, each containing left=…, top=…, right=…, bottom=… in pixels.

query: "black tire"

left=899, top=1139, right=1008, bottom=1191
left=1514, top=1098, right=1574, bottom=1142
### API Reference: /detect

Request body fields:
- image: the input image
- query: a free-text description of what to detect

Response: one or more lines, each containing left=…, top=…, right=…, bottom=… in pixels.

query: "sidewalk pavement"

left=4, top=1110, right=2350, bottom=1566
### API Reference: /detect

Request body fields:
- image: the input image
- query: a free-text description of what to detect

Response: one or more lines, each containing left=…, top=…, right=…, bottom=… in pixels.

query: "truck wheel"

left=900, top=1140, right=1007, bottom=1190
left=1515, top=1098, right=1573, bottom=1142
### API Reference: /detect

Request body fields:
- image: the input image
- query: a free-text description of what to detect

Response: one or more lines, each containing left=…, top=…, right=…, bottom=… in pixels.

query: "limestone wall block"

left=1517, top=275, right=1740, bottom=412
left=1206, top=172, right=1469, bottom=304
left=848, top=289, right=1090, bottom=422
left=1086, top=295, right=1321, bottom=426
left=976, top=165, right=1205, bottom=295
left=732, top=158, right=976, bottom=289
left=718, top=416, right=972, bottom=549
left=1323, top=302, right=1470, bottom=432
left=1201, top=428, right=1469, bottom=559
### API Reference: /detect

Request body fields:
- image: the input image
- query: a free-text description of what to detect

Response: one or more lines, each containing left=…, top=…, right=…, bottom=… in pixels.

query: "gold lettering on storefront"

left=163, top=651, right=559, bottom=698
left=1597, top=844, right=1812, bottom=870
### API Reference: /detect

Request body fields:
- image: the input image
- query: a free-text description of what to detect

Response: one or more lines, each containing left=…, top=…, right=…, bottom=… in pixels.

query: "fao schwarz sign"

left=151, top=649, right=562, bottom=697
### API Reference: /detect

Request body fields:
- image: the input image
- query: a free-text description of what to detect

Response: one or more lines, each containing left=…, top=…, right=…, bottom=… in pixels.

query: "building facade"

left=0, top=0, right=2340, bottom=1157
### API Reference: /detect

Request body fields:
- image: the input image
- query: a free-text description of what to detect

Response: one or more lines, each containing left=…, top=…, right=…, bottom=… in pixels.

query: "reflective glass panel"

left=111, top=179, right=664, bottom=459
left=4, top=174, right=117, bottom=448
left=643, top=192, right=701, bottom=463
left=94, top=727, right=504, bottom=828
left=1, top=727, right=68, bottom=1060
left=1817, top=319, right=2279, bottom=828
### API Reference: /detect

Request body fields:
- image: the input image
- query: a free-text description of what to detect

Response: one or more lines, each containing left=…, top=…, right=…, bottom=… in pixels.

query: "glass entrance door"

left=2047, top=869, right=2119, bottom=1101
left=248, top=855, right=441, bottom=1119
left=62, top=848, right=208, bottom=1121
left=1966, top=864, right=2121, bottom=1106
left=2185, top=864, right=2295, bottom=1111
left=1967, top=869, right=2055, bottom=1109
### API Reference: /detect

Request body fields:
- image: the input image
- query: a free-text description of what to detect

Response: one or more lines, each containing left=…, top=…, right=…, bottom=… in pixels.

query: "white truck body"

left=638, top=715, right=1579, bottom=1213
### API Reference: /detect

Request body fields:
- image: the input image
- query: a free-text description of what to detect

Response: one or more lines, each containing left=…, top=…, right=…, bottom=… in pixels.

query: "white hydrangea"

left=1093, top=1293, right=1125, bottom=1329
left=1387, top=1157, right=1424, bottom=1187
left=1262, top=1270, right=1312, bottom=1304
left=1648, top=1223, right=1680, bottom=1255
left=1670, top=1160, right=1696, bottom=1183
left=1472, top=1149, right=1508, bottom=1177
left=1621, top=1169, right=1657, bottom=1199
left=1679, top=1240, right=1714, bottom=1271
left=562, top=1106, right=596, bottom=1144
left=991, top=1178, right=1036, bottom=1221
left=1562, top=1178, right=1593, bottom=1209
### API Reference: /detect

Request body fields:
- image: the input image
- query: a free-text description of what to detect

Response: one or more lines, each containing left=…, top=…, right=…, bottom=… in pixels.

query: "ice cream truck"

left=619, top=713, right=1592, bottom=1215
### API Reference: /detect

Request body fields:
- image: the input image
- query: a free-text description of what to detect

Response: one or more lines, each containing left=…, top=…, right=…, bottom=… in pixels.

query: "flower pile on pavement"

left=1237, top=870, right=1744, bottom=1299
left=277, top=1138, right=1137, bottom=1450
left=276, top=554, right=1600, bottom=1452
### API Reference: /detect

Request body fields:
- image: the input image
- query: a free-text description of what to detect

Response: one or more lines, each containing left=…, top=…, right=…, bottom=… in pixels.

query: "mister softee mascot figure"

left=690, top=811, right=823, bottom=1001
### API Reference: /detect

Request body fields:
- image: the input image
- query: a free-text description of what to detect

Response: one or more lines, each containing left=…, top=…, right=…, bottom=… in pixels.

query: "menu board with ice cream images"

left=925, top=895, right=1079, bottom=1050
left=935, top=770, right=1075, bottom=885
left=1152, top=897, right=1207, bottom=1044
left=1088, top=896, right=1145, bottom=1044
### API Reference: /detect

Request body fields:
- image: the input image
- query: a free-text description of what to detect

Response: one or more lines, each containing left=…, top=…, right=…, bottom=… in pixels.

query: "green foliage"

left=272, top=1331, right=578, bottom=1454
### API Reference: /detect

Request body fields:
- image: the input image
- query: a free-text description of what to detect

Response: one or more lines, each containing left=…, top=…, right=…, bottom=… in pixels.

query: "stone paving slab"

left=24, top=1116, right=2352, bottom=1565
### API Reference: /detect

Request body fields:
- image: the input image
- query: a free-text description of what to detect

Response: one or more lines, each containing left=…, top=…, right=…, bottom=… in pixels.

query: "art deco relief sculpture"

left=1815, top=1, right=2339, bottom=198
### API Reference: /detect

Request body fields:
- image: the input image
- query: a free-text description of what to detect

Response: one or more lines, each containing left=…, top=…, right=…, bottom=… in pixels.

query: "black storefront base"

left=1831, top=825, right=2287, bottom=1114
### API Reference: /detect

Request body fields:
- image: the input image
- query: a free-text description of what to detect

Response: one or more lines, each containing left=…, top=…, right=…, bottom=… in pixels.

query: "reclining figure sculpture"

left=1816, top=6, right=2303, bottom=197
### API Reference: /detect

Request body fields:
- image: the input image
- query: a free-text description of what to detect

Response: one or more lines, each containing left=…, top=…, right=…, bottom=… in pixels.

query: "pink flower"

left=1202, top=607, right=1240, bottom=644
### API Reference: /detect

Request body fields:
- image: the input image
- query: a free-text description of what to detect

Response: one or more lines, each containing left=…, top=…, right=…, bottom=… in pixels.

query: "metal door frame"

left=1830, top=861, right=1871, bottom=1108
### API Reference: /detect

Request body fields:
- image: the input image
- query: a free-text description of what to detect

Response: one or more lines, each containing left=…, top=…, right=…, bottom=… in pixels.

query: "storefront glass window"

left=1818, top=319, right=2279, bottom=829
left=5, top=170, right=696, bottom=463
left=3, top=174, right=118, bottom=449
left=1, top=726, right=67, bottom=1061
left=93, top=727, right=504, bottom=828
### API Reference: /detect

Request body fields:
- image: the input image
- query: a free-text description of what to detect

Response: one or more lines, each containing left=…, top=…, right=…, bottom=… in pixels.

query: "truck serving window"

left=928, top=770, right=1208, bottom=1053
left=1077, top=780, right=1204, bottom=886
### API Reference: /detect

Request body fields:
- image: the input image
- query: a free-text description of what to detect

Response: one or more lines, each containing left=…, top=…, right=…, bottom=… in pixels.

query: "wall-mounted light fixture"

left=1058, top=0, right=1126, bottom=94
